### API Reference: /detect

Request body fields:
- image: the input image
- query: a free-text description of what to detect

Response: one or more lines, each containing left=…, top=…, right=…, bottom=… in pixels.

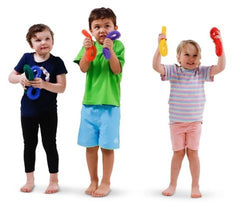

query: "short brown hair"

left=88, top=7, right=117, bottom=30
left=26, top=24, right=54, bottom=47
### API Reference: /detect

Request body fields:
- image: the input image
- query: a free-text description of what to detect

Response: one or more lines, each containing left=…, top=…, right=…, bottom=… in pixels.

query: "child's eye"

left=193, top=54, right=198, bottom=57
left=185, top=53, right=189, bottom=56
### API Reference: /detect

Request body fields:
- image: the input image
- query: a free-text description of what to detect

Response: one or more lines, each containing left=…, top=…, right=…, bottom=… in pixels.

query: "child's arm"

left=210, top=51, right=226, bottom=76
left=104, top=38, right=122, bottom=74
left=30, top=74, right=66, bottom=93
left=210, top=34, right=226, bottom=76
left=152, top=33, right=166, bottom=75
left=9, top=70, right=66, bottom=93
left=79, top=37, right=92, bottom=73
left=8, top=70, right=30, bottom=88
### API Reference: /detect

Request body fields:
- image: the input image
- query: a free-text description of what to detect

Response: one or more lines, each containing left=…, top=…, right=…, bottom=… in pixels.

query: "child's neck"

left=34, top=52, right=50, bottom=63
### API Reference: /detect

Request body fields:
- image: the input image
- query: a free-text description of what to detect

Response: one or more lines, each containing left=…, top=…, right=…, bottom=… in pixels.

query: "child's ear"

left=114, top=25, right=118, bottom=31
left=177, top=55, right=181, bottom=64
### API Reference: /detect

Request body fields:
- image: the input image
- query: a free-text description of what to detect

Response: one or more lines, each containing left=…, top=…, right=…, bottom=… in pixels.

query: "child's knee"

left=174, top=149, right=185, bottom=159
left=86, top=146, right=99, bottom=154
left=186, top=148, right=198, bottom=159
left=101, top=148, right=114, bottom=155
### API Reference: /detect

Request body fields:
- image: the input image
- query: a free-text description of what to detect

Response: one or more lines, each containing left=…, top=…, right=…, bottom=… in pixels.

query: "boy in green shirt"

left=74, top=7, right=125, bottom=197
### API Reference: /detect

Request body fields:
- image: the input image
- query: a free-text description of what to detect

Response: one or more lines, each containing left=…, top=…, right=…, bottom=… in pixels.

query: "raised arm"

left=210, top=33, right=226, bottom=76
left=103, top=38, right=122, bottom=74
left=152, top=33, right=166, bottom=75
left=79, top=37, right=92, bottom=73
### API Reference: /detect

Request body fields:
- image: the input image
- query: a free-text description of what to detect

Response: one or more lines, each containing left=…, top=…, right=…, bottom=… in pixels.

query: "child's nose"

left=99, top=27, right=106, bottom=33
left=190, top=56, right=195, bottom=61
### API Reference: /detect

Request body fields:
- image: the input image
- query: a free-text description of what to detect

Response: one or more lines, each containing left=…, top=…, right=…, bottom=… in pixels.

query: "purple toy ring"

left=103, top=31, right=121, bottom=60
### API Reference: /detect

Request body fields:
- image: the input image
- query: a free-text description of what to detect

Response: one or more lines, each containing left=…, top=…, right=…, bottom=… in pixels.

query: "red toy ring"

left=82, top=30, right=97, bottom=62
left=210, top=27, right=223, bottom=56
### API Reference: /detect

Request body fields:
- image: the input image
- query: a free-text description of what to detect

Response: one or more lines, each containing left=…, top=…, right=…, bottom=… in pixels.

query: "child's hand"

left=213, top=32, right=222, bottom=42
left=213, top=31, right=222, bottom=41
left=83, top=37, right=93, bottom=49
left=30, top=78, right=45, bottom=89
left=20, top=75, right=31, bottom=89
left=103, top=38, right=113, bottom=52
left=158, top=33, right=167, bottom=43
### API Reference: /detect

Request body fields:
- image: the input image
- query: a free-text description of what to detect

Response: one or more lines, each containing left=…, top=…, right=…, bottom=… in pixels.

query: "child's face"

left=177, top=43, right=200, bottom=70
left=30, top=29, right=53, bottom=56
left=90, top=18, right=118, bottom=44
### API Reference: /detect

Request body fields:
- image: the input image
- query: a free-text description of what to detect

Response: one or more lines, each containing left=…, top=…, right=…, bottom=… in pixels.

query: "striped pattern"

left=162, top=65, right=213, bottom=123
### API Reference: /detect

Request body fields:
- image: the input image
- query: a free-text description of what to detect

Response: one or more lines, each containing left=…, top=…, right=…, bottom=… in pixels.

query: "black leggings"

left=21, top=113, right=58, bottom=173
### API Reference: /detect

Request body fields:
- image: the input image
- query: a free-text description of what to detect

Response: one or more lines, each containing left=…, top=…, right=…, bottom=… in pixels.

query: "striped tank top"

left=162, top=64, right=213, bottom=123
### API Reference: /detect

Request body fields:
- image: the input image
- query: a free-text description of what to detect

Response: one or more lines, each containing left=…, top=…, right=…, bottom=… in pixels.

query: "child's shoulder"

left=49, top=54, right=65, bottom=63
left=114, top=39, right=124, bottom=46
left=18, top=52, right=34, bottom=64
left=164, top=64, right=180, bottom=71
left=21, top=52, right=34, bottom=59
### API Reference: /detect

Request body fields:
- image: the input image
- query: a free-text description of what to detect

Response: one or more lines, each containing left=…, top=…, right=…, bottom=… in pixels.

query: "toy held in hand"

left=82, top=29, right=97, bottom=62
left=210, top=27, right=223, bottom=56
left=159, top=26, right=168, bottom=57
left=24, top=65, right=42, bottom=100
left=103, top=31, right=121, bottom=60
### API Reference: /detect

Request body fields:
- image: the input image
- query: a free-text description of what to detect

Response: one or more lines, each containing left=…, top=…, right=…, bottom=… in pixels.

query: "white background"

left=1, top=0, right=239, bottom=211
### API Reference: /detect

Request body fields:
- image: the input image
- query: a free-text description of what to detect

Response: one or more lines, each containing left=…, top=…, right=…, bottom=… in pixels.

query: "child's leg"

left=40, top=113, right=59, bottom=174
left=40, top=113, right=59, bottom=194
left=92, top=148, right=114, bottom=197
left=162, top=149, right=185, bottom=196
left=186, top=149, right=202, bottom=198
left=21, top=116, right=38, bottom=193
left=20, top=172, right=35, bottom=192
left=85, top=146, right=99, bottom=195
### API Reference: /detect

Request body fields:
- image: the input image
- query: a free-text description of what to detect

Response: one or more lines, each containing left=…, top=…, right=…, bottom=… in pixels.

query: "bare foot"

left=92, top=183, right=110, bottom=197
left=20, top=182, right=34, bottom=193
left=162, top=185, right=176, bottom=196
left=191, top=186, right=202, bottom=198
left=20, top=172, right=34, bottom=193
left=85, top=181, right=98, bottom=195
left=45, top=173, right=59, bottom=194
left=45, top=182, right=59, bottom=194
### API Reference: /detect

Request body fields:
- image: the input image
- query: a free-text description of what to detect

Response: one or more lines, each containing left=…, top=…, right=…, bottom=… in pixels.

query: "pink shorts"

left=170, top=122, right=202, bottom=151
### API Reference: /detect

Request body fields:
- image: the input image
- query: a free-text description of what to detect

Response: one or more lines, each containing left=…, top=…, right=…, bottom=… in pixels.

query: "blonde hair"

left=177, top=40, right=201, bottom=61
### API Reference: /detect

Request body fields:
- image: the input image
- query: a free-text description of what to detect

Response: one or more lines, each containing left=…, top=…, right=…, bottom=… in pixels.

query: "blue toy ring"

left=103, top=31, right=121, bottom=60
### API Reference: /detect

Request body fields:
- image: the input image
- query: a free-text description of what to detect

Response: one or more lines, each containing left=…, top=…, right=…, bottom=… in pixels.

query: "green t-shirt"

left=74, top=40, right=125, bottom=107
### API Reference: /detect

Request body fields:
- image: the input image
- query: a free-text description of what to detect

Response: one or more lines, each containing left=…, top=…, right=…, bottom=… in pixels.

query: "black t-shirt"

left=14, top=53, right=68, bottom=117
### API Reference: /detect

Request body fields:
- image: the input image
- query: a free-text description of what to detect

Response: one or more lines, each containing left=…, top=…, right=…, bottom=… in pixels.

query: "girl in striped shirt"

left=153, top=32, right=225, bottom=198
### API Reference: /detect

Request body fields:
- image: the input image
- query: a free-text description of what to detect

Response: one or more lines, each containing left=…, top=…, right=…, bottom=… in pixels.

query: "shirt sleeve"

left=162, top=64, right=175, bottom=81
left=113, top=40, right=125, bottom=69
left=73, top=46, right=85, bottom=65
left=199, top=66, right=214, bottom=82
left=14, top=53, right=28, bottom=73
left=55, top=57, right=68, bottom=75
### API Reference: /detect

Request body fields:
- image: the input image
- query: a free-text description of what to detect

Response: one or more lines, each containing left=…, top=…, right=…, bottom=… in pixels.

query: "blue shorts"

left=78, top=105, right=120, bottom=149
